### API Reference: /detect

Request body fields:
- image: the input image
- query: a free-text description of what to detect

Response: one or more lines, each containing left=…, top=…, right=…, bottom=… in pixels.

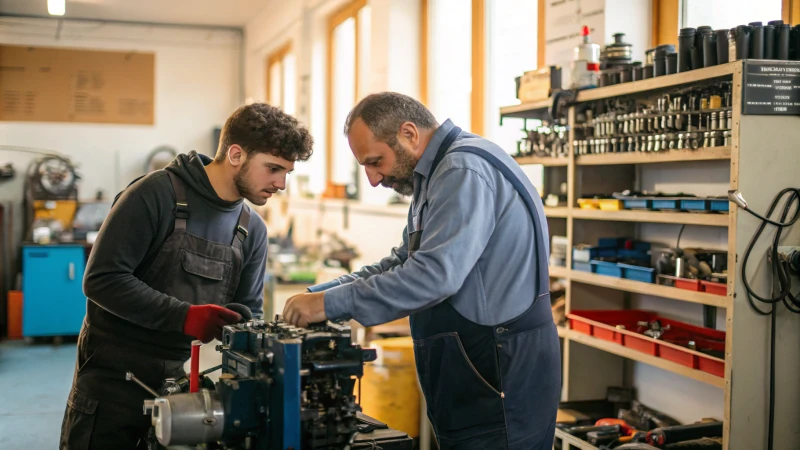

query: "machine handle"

left=69, top=263, right=75, bottom=281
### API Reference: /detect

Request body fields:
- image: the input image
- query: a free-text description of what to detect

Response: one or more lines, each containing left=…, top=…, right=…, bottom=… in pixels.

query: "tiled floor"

left=0, top=339, right=77, bottom=450
left=0, top=285, right=309, bottom=450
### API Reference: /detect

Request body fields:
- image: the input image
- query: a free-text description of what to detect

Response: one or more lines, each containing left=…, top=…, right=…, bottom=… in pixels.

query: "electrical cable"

left=732, top=187, right=800, bottom=450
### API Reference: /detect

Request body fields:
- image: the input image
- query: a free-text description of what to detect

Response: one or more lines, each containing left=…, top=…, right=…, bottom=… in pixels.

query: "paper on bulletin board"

left=0, top=44, right=155, bottom=125
left=545, top=0, right=605, bottom=88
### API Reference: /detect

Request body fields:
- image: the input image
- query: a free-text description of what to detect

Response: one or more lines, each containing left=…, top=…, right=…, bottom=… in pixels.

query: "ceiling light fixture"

left=47, top=0, right=65, bottom=16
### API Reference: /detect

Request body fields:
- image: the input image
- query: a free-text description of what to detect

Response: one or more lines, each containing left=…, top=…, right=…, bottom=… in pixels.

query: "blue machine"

left=22, top=245, right=87, bottom=337
left=143, top=317, right=413, bottom=450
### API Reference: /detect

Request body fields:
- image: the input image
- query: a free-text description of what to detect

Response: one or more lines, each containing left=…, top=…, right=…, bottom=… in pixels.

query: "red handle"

left=190, top=340, right=201, bottom=393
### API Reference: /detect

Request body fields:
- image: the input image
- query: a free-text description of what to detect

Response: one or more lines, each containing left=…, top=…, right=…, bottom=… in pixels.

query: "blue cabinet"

left=22, top=245, right=87, bottom=337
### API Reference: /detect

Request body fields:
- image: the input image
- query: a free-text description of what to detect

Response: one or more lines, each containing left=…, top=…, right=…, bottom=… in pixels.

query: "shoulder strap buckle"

left=236, top=225, right=249, bottom=239
left=175, top=202, right=190, bottom=220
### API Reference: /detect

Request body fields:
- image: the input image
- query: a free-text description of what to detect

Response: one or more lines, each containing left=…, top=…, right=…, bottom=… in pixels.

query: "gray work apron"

left=60, top=171, right=250, bottom=450
left=409, top=127, right=561, bottom=450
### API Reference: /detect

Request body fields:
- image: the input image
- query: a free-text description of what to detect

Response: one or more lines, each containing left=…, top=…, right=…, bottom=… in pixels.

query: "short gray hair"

left=343, top=92, right=438, bottom=145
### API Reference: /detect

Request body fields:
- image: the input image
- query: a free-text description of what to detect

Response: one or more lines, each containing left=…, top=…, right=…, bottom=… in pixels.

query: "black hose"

left=738, top=187, right=800, bottom=450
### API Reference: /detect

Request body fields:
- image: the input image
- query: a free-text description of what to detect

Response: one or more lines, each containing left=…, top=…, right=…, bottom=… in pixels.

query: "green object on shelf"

left=288, top=271, right=317, bottom=283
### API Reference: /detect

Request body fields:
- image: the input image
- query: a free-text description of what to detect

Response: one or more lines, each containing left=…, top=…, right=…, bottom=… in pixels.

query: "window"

left=425, top=0, right=539, bottom=154
left=427, top=0, right=475, bottom=133
left=326, top=0, right=371, bottom=199
left=680, top=0, right=782, bottom=30
left=266, top=42, right=295, bottom=114
left=485, top=0, right=539, bottom=155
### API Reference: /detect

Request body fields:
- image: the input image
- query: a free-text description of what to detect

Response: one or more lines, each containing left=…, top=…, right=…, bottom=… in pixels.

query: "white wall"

left=0, top=17, right=243, bottom=288
left=0, top=18, right=243, bottom=198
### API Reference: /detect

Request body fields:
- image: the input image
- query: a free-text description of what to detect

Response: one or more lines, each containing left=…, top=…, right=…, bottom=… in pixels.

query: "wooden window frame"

left=325, top=0, right=368, bottom=198
left=420, top=0, right=486, bottom=135
left=265, top=41, right=293, bottom=108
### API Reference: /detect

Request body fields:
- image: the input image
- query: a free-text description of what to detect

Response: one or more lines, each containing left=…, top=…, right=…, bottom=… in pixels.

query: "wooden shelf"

left=575, top=63, right=735, bottom=103
left=571, top=208, right=729, bottom=227
left=560, top=326, right=725, bottom=388
left=544, top=206, right=569, bottom=218
left=569, top=270, right=728, bottom=308
left=549, top=265, right=569, bottom=278
left=576, top=147, right=732, bottom=166
left=499, top=98, right=552, bottom=119
left=554, top=428, right=598, bottom=450
left=513, top=155, right=569, bottom=166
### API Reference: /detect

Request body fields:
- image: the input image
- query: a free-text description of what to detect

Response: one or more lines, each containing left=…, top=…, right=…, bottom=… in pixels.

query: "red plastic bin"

left=567, top=310, right=726, bottom=378
left=675, top=278, right=702, bottom=291
left=701, top=280, right=727, bottom=296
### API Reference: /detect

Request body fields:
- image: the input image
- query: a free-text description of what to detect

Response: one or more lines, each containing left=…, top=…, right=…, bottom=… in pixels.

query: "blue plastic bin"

left=618, top=263, right=656, bottom=283
left=572, top=261, right=593, bottom=273
left=709, top=198, right=729, bottom=212
left=652, top=198, right=681, bottom=210
left=591, top=260, right=623, bottom=278
left=680, top=198, right=710, bottom=211
left=598, top=237, right=628, bottom=248
left=622, top=198, right=652, bottom=210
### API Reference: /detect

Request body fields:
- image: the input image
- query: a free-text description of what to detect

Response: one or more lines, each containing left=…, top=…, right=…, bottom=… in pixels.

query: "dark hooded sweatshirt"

left=83, top=151, right=267, bottom=359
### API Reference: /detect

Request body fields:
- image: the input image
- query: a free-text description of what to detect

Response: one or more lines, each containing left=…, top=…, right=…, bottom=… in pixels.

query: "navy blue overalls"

left=409, top=127, right=561, bottom=450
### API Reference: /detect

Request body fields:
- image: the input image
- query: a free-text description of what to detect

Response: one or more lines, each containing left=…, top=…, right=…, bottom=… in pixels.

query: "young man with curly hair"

left=60, top=103, right=313, bottom=450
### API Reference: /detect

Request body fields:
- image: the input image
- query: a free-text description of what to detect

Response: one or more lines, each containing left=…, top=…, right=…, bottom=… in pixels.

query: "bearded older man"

left=283, top=92, right=560, bottom=450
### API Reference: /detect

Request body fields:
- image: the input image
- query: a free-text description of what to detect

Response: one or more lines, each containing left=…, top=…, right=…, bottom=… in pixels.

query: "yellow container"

left=597, top=199, right=623, bottom=211
left=577, top=198, right=600, bottom=209
left=357, top=337, right=420, bottom=437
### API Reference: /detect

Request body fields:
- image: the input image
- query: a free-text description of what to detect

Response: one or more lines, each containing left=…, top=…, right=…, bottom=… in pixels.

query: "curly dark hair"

left=215, top=103, right=313, bottom=163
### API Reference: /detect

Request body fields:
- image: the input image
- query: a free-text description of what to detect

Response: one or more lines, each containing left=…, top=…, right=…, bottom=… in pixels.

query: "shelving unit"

left=515, top=155, right=569, bottom=166
left=544, top=206, right=570, bottom=218
left=561, top=326, right=725, bottom=388
left=568, top=269, right=728, bottom=308
left=504, top=61, right=800, bottom=450
left=575, top=146, right=731, bottom=166
left=554, top=428, right=598, bottom=450
left=571, top=208, right=729, bottom=226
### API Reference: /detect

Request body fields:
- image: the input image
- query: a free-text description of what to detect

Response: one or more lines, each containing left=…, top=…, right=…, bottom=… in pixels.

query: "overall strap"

left=450, top=146, right=550, bottom=297
left=166, top=171, right=189, bottom=231
left=415, top=126, right=463, bottom=228
left=232, top=204, right=250, bottom=250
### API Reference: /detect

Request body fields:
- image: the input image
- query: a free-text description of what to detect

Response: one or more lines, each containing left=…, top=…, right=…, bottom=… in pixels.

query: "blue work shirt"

left=316, top=119, right=542, bottom=327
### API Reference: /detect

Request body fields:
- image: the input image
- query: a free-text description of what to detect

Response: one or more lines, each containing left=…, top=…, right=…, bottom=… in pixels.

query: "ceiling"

left=0, top=0, right=268, bottom=27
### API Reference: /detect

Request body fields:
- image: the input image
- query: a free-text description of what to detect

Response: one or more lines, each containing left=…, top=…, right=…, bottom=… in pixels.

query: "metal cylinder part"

left=703, top=31, right=718, bottom=67
left=151, top=390, right=225, bottom=446
left=727, top=110, right=732, bottom=129
left=765, top=25, right=776, bottom=59
left=716, top=29, right=730, bottom=64
left=711, top=112, right=718, bottom=131
left=751, top=25, right=765, bottom=59
left=778, top=24, right=791, bottom=60
left=678, top=28, right=696, bottom=72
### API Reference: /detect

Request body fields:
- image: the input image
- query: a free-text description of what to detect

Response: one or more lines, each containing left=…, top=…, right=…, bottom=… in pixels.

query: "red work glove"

left=183, top=304, right=242, bottom=343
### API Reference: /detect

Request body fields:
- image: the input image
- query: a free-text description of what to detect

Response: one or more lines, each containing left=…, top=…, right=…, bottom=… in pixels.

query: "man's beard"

left=381, top=142, right=417, bottom=196
left=234, top=159, right=268, bottom=205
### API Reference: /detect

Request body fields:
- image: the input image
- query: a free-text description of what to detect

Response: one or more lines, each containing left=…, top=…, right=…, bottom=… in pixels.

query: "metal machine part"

left=145, top=389, right=225, bottom=446
left=142, top=318, right=382, bottom=450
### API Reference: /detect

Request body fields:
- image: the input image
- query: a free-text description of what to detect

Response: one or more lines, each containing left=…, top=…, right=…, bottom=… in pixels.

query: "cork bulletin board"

left=0, top=44, right=155, bottom=125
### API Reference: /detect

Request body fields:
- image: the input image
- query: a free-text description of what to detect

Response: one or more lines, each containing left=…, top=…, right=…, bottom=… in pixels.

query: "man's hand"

left=283, top=291, right=327, bottom=328
left=183, top=304, right=242, bottom=343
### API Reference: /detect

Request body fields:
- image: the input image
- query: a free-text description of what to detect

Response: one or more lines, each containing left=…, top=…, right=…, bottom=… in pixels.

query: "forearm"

left=308, top=226, right=410, bottom=294
left=323, top=259, right=461, bottom=326
left=85, top=270, right=189, bottom=332
left=324, top=168, right=497, bottom=327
